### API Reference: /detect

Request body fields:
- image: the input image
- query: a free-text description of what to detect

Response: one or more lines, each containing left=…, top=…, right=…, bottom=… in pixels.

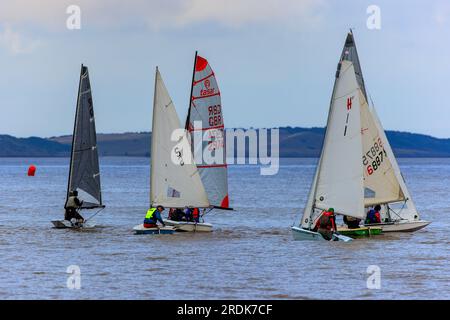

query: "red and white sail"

left=186, top=54, right=229, bottom=208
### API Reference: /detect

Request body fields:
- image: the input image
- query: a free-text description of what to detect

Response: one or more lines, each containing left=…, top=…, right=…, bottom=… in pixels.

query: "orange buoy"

left=28, top=165, right=36, bottom=176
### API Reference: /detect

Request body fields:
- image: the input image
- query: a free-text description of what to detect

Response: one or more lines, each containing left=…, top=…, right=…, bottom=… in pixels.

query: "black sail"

left=66, top=65, right=103, bottom=209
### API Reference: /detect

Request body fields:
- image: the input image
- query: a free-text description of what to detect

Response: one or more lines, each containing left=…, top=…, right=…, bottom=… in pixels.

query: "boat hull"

left=133, top=224, right=175, bottom=235
left=164, top=219, right=213, bottom=232
left=291, top=226, right=353, bottom=242
left=364, top=220, right=430, bottom=232
left=51, top=220, right=96, bottom=229
left=337, top=226, right=382, bottom=237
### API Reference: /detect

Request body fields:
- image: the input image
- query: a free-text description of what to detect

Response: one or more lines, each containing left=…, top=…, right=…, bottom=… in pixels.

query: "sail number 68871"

left=363, top=138, right=387, bottom=175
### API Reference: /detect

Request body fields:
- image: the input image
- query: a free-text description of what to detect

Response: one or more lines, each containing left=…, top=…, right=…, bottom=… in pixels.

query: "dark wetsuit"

left=65, top=196, right=84, bottom=221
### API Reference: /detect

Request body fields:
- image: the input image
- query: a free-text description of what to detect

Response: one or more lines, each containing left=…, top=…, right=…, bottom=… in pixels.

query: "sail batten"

left=66, top=65, right=102, bottom=209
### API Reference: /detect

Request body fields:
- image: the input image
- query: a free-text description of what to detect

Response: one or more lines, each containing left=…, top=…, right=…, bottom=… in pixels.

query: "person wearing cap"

left=313, top=208, right=337, bottom=240
left=64, top=190, right=84, bottom=222
left=143, top=205, right=166, bottom=228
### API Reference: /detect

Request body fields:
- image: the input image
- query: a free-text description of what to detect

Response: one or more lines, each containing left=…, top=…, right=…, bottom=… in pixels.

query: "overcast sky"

left=1, top=0, right=449, bottom=138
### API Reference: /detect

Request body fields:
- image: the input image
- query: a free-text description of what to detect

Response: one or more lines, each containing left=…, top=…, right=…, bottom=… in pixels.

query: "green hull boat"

left=337, top=226, right=382, bottom=238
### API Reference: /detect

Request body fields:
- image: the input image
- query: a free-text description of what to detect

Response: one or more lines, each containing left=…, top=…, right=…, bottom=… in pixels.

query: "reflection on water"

left=0, top=157, right=449, bottom=299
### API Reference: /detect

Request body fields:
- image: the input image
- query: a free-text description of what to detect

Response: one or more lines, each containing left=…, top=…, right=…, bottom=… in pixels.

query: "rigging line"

left=387, top=201, right=408, bottom=220
left=201, top=207, right=214, bottom=218
left=84, top=207, right=105, bottom=223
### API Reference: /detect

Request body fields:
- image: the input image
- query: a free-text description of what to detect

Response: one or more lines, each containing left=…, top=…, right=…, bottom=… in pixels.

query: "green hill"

left=2, top=127, right=450, bottom=157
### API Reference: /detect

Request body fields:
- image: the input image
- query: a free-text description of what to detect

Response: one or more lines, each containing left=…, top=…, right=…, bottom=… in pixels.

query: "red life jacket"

left=315, top=211, right=336, bottom=231
left=192, top=208, right=199, bottom=219
left=374, top=211, right=381, bottom=223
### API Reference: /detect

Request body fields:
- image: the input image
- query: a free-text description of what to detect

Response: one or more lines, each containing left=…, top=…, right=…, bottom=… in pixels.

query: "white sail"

left=360, top=92, right=405, bottom=206
left=186, top=54, right=229, bottom=208
left=310, top=60, right=365, bottom=221
left=150, top=68, right=210, bottom=208
left=368, top=102, right=419, bottom=220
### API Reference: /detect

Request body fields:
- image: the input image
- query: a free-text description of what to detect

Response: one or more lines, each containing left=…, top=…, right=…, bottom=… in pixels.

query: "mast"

left=66, top=64, right=84, bottom=206
left=341, top=29, right=367, bottom=101
left=185, top=51, right=198, bottom=131
left=150, top=66, right=158, bottom=208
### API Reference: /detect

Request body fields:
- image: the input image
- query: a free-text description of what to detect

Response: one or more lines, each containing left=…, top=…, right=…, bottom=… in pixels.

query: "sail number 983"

left=208, top=104, right=222, bottom=126
left=363, top=138, right=387, bottom=175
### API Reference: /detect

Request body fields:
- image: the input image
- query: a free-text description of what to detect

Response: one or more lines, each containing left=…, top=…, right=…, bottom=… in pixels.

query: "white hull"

left=164, top=219, right=213, bottom=232
left=364, top=220, right=430, bottom=232
left=133, top=224, right=176, bottom=235
left=291, top=226, right=353, bottom=242
left=51, top=220, right=96, bottom=229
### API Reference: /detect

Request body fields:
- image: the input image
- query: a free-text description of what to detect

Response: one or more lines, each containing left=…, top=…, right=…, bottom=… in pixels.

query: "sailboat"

left=52, top=64, right=105, bottom=229
left=291, top=31, right=430, bottom=241
left=133, top=67, right=210, bottom=234
left=164, top=52, right=232, bottom=232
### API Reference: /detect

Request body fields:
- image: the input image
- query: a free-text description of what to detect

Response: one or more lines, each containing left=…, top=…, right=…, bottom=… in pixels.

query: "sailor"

left=168, top=208, right=175, bottom=220
left=314, top=208, right=337, bottom=241
left=64, top=190, right=84, bottom=222
left=365, top=205, right=382, bottom=224
left=192, top=208, right=200, bottom=223
left=143, top=205, right=166, bottom=228
left=343, top=215, right=361, bottom=229
left=184, top=207, right=193, bottom=221
left=168, top=208, right=184, bottom=221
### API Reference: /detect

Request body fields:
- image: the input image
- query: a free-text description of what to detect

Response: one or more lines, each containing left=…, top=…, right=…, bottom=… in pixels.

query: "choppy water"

left=0, top=157, right=448, bottom=299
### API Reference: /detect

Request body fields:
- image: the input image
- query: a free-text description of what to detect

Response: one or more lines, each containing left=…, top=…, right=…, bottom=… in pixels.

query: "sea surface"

left=0, top=157, right=448, bottom=300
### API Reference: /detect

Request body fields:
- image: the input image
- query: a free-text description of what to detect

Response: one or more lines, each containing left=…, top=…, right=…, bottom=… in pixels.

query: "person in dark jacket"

left=343, top=215, right=361, bottom=229
left=64, top=190, right=84, bottom=222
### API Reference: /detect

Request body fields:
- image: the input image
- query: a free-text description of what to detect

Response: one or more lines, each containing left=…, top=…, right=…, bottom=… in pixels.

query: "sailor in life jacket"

left=314, top=208, right=337, bottom=241
left=64, top=190, right=84, bottom=222
left=365, top=205, right=382, bottom=224
left=144, top=205, right=166, bottom=228
left=192, top=208, right=200, bottom=223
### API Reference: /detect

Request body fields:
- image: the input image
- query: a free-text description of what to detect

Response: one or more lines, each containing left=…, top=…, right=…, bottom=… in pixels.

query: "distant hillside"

left=2, top=127, right=450, bottom=157
left=51, top=132, right=150, bottom=157
left=0, top=135, right=70, bottom=157
left=277, top=127, right=450, bottom=157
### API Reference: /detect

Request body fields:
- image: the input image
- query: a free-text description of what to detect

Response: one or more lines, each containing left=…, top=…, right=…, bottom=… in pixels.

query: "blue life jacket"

left=366, top=209, right=376, bottom=223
